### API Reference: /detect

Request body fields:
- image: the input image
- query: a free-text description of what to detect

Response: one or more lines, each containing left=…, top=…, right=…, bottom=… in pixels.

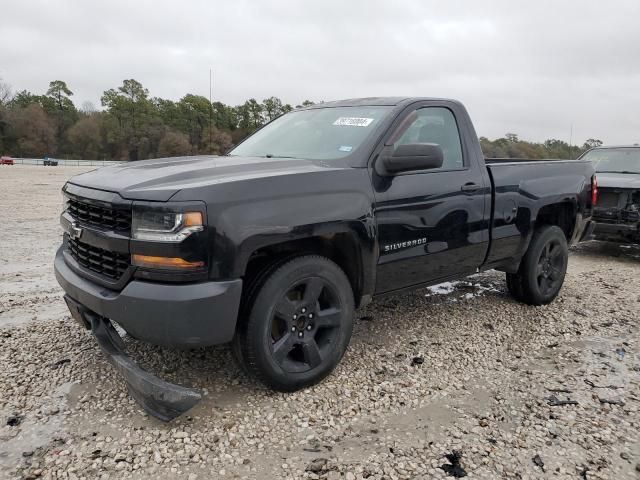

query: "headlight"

left=132, top=208, right=204, bottom=242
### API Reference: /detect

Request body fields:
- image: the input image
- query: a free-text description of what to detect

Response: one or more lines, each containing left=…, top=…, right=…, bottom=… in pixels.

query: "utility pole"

left=569, top=123, right=573, bottom=150
left=209, top=69, right=213, bottom=155
left=209, top=69, right=213, bottom=154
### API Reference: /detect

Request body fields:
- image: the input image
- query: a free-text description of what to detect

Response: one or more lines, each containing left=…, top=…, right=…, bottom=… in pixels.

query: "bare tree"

left=0, top=78, right=13, bottom=106
left=81, top=101, right=97, bottom=113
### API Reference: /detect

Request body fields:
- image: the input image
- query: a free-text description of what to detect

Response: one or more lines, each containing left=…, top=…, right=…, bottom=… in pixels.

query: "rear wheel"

left=507, top=225, right=568, bottom=305
left=235, top=255, right=354, bottom=391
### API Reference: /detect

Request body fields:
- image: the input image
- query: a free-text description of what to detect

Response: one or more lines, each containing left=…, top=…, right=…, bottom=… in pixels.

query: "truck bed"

left=483, top=158, right=594, bottom=269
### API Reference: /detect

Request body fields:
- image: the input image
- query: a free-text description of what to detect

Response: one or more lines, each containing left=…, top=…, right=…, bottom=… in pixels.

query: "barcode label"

left=333, top=117, right=374, bottom=127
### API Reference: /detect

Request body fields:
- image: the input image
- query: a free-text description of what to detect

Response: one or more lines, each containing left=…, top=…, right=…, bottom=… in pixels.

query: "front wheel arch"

left=239, top=231, right=372, bottom=307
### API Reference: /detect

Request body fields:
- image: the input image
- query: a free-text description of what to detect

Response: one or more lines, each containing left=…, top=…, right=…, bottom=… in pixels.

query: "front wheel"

left=235, top=256, right=354, bottom=392
left=507, top=225, right=568, bottom=306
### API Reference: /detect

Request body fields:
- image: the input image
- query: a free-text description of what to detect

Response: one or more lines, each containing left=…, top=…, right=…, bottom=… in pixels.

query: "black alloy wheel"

left=235, top=255, right=354, bottom=391
left=506, top=225, right=568, bottom=306
left=270, top=277, right=343, bottom=373
left=535, top=237, right=566, bottom=297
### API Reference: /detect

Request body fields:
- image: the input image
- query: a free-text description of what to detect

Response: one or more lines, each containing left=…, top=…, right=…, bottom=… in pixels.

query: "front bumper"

left=593, top=221, right=640, bottom=243
left=65, top=297, right=202, bottom=421
left=55, top=246, right=242, bottom=347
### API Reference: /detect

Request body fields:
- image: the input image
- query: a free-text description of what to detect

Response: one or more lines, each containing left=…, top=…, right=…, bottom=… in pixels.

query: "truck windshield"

left=582, top=147, right=640, bottom=174
left=228, top=106, right=392, bottom=160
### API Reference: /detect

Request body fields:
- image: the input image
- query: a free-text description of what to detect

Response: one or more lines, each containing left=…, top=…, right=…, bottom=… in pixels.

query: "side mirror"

left=377, top=143, right=444, bottom=175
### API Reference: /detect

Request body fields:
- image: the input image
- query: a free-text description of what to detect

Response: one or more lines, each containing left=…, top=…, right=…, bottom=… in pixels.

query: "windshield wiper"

left=264, top=154, right=298, bottom=159
left=597, top=170, right=640, bottom=174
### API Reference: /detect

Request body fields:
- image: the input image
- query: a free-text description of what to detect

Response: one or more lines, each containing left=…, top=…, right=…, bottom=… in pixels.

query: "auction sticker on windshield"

left=333, top=117, right=374, bottom=127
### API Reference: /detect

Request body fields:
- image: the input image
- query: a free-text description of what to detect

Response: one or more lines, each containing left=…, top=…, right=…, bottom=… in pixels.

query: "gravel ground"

left=1, top=165, right=639, bottom=480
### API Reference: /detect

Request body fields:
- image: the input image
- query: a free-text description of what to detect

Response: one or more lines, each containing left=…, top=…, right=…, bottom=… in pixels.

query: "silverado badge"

left=383, top=237, right=427, bottom=252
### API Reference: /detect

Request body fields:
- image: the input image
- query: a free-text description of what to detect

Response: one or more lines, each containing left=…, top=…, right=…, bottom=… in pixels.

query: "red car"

left=1, top=156, right=14, bottom=165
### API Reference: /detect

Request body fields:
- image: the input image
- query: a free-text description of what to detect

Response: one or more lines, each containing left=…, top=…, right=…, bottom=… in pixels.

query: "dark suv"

left=579, top=145, right=640, bottom=243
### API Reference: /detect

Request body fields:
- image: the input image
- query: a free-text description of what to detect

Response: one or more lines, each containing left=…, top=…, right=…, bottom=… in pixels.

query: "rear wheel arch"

left=533, top=201, right=577, bottom=242
left=498, top=201, right=577, bottom=274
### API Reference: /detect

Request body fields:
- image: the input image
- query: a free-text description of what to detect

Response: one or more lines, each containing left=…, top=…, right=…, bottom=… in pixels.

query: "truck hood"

left=68, top=155, right=346, bottom=201
left=596, top=172, right=640, bottom=190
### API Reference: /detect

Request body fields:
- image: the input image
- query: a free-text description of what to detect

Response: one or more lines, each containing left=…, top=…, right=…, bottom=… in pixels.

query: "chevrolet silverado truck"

left=578, top=145, right=639, bottom=243
left=54, top=97, right=596, bottom=420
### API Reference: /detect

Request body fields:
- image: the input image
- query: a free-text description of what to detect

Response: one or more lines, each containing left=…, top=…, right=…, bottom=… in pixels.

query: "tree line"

left=480, top=133, right=602, bottom=160
left=0, top=78, right=313, bottom=160
left=0, top=78, right=601, bottom=161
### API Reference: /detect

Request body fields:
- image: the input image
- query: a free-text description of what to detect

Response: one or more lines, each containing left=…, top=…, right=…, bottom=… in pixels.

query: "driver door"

left=372, top=103, right=491, bottom=293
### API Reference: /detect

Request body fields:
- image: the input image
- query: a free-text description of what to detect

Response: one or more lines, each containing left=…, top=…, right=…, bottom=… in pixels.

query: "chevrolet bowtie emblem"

left=69, top=222, right=83, bottom=240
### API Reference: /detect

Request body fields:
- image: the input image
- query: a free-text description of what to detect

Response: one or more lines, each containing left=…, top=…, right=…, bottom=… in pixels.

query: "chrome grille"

left=68, top=197, right=131, bottom=232
left=68, top=237, right=129, bottom=280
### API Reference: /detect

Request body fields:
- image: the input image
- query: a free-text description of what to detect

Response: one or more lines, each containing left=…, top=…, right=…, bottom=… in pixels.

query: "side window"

left=394, top=107, right=464, bottom=170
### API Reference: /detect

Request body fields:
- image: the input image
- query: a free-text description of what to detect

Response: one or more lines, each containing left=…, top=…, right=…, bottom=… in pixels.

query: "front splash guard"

left=85, top=311, right=202, bottom=421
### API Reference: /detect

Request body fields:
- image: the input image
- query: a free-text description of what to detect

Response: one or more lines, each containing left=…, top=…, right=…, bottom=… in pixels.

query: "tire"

left=231, top=254, right=295, bottom=375
left=508, top=225, right=568, bottom=306
left=235, top=255, right=354, bottom=392
left=505, top=272, right=525, bottom=302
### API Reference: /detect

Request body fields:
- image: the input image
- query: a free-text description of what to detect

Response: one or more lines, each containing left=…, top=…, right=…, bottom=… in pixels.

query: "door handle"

left=461, top=183, right=481, bottom=193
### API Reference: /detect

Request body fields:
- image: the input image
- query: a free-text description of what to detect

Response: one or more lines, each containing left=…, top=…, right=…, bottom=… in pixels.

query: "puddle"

left=0, top=418, right=62, bottom=474
left=573, top=241, right=640, bottom=262
left=0, top=382, right=81, bottom=475
left=427, top=281, right=459, bottom=296
left=570, top=336, right=635, bottom=403
left=0, top=301, right=69, bottom=328
left=425, top=271, right=501, bottom=301
left=534, top=335, right=636, bottom=408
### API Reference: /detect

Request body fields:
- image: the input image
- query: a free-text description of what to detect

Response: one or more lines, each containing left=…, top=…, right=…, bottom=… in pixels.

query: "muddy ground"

left=0, top=165, right=638, bottom=479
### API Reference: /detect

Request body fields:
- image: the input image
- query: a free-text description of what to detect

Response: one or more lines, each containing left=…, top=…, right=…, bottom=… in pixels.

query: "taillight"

left=591, top=175, right=598, bottom=206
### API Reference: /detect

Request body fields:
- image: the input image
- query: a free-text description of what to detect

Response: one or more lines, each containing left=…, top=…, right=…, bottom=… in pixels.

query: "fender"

left=185, top=167, right=379, bottom=300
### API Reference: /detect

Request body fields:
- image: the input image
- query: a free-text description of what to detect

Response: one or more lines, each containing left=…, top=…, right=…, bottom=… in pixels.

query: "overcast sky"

left=2, top=0, right=639, bottom=144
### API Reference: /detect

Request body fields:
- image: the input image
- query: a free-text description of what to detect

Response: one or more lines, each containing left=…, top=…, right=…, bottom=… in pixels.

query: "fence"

left=10, top=158, right=123, bottom=167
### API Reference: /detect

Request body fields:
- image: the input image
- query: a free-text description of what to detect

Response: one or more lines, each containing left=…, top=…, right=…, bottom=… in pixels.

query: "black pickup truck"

left=54, top=97, right=596, bottom=420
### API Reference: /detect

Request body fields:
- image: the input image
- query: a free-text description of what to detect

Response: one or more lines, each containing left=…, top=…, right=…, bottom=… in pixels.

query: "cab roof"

left=304, top=97, right=461, bottom=109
